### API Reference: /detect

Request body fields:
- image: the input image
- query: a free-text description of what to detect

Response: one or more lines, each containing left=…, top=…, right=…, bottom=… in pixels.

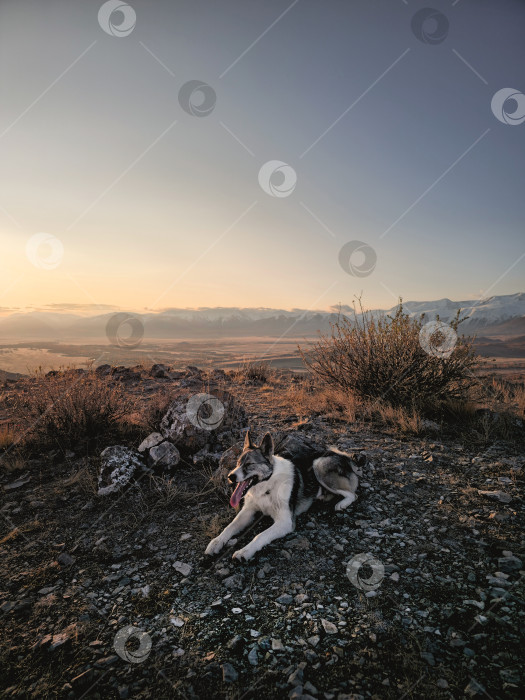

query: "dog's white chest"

left=245, top=469, right=293, bottom=519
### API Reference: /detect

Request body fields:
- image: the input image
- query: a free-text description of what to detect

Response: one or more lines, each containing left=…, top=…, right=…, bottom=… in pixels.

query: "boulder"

left=159, top=388, right=246, bottom=454
left=98, top=446, right=146, bottom=496
left=150, top=364, right=170, bottom=379
left=138, top=432, right=165, bottom=453
left=149, top=442, right=180, bottom=468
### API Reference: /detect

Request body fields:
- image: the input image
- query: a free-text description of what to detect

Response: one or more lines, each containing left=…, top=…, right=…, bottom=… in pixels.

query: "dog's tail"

left=312, top=447, right=365, bottom=495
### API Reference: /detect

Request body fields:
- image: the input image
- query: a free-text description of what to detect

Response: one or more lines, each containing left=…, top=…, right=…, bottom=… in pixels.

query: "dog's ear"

left=243, top=430, right=255, bottom=450
left=259, top=432, right=274, bottom=460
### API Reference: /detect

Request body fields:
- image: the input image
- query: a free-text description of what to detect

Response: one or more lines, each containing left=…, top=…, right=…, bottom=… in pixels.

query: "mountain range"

left=0, top=293, right=524, bottom=340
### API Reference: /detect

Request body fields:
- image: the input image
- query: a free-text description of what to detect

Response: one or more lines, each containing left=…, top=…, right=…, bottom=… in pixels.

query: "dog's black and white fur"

left=205, top=430, right=364, bottom=561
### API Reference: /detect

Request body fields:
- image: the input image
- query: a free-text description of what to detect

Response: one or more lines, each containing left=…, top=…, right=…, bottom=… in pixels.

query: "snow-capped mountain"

left=0, top=294, right=523, bottom=340
left=390, top=293, right=525, bottom=329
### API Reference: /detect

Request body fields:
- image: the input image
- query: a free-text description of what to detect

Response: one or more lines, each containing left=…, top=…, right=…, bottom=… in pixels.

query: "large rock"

left=149, top=442, right=180, bottom=468
left=138, top=432, right=180, bottom=469
left=138, top=432, right=164, bottom=453
left=98, top=446, right=146, bottom=496
left=159, top=388, right=246, bottom=454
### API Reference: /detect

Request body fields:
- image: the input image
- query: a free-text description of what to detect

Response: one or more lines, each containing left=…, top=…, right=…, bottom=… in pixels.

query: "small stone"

left=499, top=668, right=520, bottom=684
left=223, top=574, right=244, bottom=590
left=173, top=561, right=192, bottom=577
left=57, top=552, right=75, bottom=567
left=420, top=652, right=435, bottom=666
left=276, top=594, right=294, bottom=605
left=464, top=678, right=486, bottom=697
left=272, top=638, right=284, bottom=651
left=436, top=679, right=448, bottom=689
left=232, top=607, right=243, bottom=614
left=497, top=556, right=522, bottom=573
left=248, top=647, right=258, bottom=665
left=307, top=635, right=320, bottom=647
left=288, top=662, right=306, bottom=686
left=95, top=655, right=119, bottom=667
left=321, top=619, right=338, bottom=634
left=390, top=572, right=399, bottom=582
left=170, top=616, right=184, bottom=627
left=303, top=681, right=318, bottom=695
left=227, top=635, right=243, bottom=650
left=222, top=662, right=238, bottom=683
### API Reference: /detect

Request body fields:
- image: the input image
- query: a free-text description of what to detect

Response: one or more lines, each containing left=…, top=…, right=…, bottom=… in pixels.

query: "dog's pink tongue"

left=230, top=481, right=247, bottom=508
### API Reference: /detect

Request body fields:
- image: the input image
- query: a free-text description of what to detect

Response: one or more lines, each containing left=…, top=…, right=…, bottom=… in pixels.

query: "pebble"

left=276, top=594, right=294, bottom=605
left=497, top=555, right=522, bottom=573
left=221, top=662, right=238, bottom=683
left=248, top=647, right=258, bottom=665
left=173, top=561, right=192, bottom=577
left=420, top=652, right=435, bottom=666
left=321, top=619, right=338, bottom=634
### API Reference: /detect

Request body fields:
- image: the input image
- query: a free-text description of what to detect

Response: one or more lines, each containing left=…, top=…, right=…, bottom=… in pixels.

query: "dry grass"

left=286, top=378, right=427, bottom=434
left=286, top=379, right=357, bottom=422
left=487, top=376, right=525, bottom=415
left=147, top=474, right=182, bottom=506
left=231, top=357, right=275, bottom=384
left=12, top=367, right=135, bottom=452
left=138, top=388, right=175, bottom=433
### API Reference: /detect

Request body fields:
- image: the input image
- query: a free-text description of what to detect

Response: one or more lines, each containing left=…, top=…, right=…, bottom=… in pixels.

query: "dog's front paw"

left=232, top=546, right=254, bottom=562
left=205, top=537, right=225, bottom=556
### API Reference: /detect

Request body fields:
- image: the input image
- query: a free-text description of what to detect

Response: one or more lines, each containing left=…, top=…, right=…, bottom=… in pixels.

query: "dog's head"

left=228, top=430, right=274, bottom=508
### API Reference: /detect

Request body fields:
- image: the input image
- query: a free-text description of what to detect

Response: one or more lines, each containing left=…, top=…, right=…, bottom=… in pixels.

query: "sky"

left=1, top=0, right=524, bottom=316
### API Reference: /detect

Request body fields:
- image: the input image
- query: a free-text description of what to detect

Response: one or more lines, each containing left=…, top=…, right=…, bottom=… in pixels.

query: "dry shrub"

left=13, top=367, right=134, bottom=451
left=139, top=388, right=174, bottom=433
left=301, top=299, right=480, bottom=412
left=233, top=358, right=274, bottom=384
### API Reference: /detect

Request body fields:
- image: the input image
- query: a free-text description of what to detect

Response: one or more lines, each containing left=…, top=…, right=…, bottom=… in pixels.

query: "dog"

left=205, top=430, right=364, bottom=561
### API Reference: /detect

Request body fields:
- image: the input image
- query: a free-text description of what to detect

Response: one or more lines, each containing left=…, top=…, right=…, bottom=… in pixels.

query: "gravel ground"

left=1, top=369, right=524, bottom=699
